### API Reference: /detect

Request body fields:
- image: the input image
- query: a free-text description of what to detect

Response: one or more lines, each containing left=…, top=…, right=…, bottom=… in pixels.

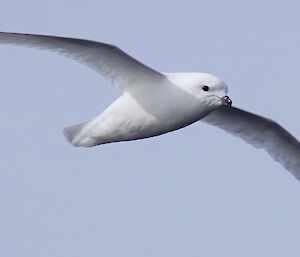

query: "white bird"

left=0, top=32, right=299, bottom=180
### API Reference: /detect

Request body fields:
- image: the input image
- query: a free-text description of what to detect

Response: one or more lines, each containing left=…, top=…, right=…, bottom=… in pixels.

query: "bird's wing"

left=0, top=32, right=165, bottom=91
left=202, top=106, right=300, bottom=180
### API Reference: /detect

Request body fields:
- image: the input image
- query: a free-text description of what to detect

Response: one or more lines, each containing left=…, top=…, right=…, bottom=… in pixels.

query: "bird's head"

left=165, top=72, right=232, bottom=109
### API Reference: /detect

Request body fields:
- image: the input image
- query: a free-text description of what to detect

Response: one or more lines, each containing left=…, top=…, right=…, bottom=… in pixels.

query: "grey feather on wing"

left=203, top=106, right=300, bottom=180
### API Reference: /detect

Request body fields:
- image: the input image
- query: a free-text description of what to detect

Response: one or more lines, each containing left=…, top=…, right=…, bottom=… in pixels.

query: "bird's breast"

left=91, top=90, right=210, bottom=144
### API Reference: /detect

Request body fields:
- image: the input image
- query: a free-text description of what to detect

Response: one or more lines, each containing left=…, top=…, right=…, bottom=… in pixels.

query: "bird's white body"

left=0, top=32, right=299, bottom=180
left=70, top=73, right=228, bottom=146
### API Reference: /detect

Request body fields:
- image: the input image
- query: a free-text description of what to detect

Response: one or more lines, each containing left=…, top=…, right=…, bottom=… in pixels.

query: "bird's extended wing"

left=203, top=106, right=300, bottom=180
left=0, top=32, right=165, bottom=91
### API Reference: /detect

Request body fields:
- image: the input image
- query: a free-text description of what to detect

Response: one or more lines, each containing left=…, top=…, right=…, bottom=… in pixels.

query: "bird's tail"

left=63, top=120, right=91, bottom=147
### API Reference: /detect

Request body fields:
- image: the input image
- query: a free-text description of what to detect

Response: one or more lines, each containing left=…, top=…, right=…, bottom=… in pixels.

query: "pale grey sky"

left=0, top=0, right=300, bottom=256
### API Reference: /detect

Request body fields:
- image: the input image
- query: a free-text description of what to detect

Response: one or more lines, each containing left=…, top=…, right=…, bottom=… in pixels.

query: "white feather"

left=0, top=32, right=164, bottom=91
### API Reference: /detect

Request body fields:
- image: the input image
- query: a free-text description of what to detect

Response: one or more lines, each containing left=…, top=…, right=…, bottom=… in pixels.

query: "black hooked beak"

left=221, top=96, right=232, bottom=106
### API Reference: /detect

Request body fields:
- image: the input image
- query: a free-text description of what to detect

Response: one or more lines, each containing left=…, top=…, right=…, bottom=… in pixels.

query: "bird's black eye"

left=202, top=85, right=209, bottom=91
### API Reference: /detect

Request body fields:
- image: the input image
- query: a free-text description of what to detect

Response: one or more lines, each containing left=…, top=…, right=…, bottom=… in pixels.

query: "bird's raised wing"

left=0, top=32, right=165, bottom=91
left=203, top=106, right=300, bottom=180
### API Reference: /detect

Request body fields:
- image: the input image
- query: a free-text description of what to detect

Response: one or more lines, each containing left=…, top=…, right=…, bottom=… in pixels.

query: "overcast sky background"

left=0, top=0, right=300, bottom=256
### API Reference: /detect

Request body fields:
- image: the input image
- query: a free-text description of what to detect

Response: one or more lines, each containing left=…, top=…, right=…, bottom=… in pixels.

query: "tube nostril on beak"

left=222, top=96, right=232, bottom=106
